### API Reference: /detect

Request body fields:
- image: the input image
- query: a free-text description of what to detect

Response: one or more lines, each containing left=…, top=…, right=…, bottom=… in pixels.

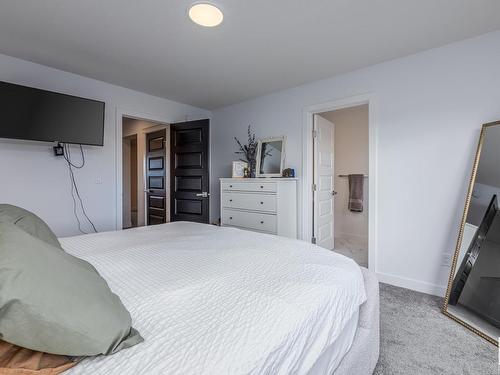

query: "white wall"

left=320, top=105, right=369, bottom=250
left=0, top=54, right=210, bottom=237
left=211, top=31, right=500, bottom=296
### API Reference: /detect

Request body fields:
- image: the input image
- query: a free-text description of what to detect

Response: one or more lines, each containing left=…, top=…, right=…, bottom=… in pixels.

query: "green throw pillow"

left=0, top=222, right=143, bottom=356
left=0, top=204, right=61, bottom=248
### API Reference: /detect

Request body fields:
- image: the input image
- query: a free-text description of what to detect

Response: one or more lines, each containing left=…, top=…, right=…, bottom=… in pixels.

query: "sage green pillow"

left=0, top=222, right=143, bottom=356
left=0, top=204, right=61, bottom=248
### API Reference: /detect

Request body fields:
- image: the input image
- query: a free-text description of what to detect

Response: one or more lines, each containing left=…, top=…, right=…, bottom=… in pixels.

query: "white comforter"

left=61, top=222, right=366, bottom=375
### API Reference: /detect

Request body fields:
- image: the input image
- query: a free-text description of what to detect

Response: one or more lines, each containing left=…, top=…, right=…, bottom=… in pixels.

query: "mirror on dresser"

left=256, top=136, right=286, bottom=177
left=443, top=121, right=500, bottom=346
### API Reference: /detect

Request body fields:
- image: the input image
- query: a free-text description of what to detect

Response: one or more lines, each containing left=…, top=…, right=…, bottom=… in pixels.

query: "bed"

left=60, top=222, right=379, bottom=375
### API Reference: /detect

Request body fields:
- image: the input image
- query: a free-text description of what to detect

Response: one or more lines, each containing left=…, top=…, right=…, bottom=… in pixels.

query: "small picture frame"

left=232, top=161, right=248, bottom=178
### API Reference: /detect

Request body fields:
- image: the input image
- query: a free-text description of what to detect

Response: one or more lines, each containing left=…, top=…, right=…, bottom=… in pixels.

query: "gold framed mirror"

left=442, top=120, right=500, bottom=346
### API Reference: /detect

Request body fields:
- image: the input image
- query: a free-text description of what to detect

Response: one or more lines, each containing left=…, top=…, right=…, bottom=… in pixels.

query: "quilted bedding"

left=60, top=222, right=366, bottom=375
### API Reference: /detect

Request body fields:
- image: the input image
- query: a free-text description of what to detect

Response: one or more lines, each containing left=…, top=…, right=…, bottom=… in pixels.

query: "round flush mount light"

left=188, top=3, right=224, bottom=27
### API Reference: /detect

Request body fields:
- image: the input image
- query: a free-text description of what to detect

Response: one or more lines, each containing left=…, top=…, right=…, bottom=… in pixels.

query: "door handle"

left=332, top=190, right=338, bottom=196
left=196, top=192, right=210, bottom=198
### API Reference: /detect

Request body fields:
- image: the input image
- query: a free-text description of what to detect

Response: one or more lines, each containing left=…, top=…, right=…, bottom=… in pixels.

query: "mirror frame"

left=255, top=136, right=286, bottom=178
left=442, top=120, right=500, bottom=346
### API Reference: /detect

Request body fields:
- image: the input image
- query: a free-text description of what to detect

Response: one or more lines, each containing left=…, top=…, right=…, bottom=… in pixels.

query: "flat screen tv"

left=0, top=81, right=105, bottom=146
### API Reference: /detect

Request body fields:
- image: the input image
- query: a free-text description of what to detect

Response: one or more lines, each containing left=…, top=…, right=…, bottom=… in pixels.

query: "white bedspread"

left=61, top=222, right=366, bottom=375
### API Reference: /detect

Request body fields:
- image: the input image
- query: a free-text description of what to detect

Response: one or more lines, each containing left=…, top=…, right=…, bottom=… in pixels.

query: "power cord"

left=63, top=143, right=85, bottom=169
left=63, top=143, right=98, bottom=234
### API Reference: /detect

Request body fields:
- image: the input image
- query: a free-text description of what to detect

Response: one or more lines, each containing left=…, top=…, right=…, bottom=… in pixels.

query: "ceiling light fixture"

left=188, top=3, right=224, bottom=27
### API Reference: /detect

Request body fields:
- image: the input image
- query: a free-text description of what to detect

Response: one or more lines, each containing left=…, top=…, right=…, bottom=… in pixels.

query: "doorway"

left=122, top=117, right=169, bottom=228
left=312, top=104, right=369, bottom=267
left=121, top=116, right=211, bottom=229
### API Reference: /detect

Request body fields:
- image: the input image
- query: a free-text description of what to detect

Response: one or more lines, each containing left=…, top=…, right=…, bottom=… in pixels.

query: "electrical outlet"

left=95, top=177, right=103, bottom=185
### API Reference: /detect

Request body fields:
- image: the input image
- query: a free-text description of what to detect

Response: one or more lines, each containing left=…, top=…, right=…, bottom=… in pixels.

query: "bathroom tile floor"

left=332, top=236, right=368, bottom=267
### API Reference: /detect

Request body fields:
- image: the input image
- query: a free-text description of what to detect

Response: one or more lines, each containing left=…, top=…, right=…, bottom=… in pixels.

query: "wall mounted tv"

left=0, top=81, right=105, bottom=146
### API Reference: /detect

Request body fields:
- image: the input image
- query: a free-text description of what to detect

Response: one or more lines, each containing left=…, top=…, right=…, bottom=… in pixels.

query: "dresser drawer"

left=221, top=181, right=277, bottom=193
left=222, top=192, right=277, bottom=213
left=222, top=209, right=277, bottom=233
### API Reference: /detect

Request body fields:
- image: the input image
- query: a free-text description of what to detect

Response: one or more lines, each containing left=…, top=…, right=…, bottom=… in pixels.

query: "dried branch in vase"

left=234, top=125, right=258, bottom=177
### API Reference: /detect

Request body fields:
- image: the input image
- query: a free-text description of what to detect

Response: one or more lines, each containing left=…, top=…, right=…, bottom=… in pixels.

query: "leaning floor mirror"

left=443, top=120, right=500, bottom=346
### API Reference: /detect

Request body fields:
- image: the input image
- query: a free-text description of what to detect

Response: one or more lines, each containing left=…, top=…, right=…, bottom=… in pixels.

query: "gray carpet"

left=373, top=283, right=497, bottom=375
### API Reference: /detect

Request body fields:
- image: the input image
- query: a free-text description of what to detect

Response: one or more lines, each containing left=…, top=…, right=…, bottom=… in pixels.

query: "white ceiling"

left=0, top=1, right=499, bottom=109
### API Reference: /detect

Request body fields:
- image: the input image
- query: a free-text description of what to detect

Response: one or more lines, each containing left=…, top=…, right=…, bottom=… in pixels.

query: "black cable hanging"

left=64, top=143, right=98, bottom=233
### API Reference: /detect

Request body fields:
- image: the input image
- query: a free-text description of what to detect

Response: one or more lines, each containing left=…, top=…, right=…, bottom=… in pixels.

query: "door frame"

left=302, top=93, right=377, bottom=272
left=115, top=108, right=176, bottom=230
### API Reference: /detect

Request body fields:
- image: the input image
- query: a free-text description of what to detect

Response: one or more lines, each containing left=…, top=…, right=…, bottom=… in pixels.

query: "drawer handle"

left=260, top=185, right=264, bottom=189
left=260, top=201, right=264, bottom=204
left=230, top=217, right=233, bottom=220
left=229, top=185, right=233, bottom=188
left=229, top=199, right=233, bottom=202
left=260, top=221, right=264, bottom=224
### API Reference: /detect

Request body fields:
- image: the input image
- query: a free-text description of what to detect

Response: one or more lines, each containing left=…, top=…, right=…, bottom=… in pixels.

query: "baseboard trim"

left=376, top=271, right=446, bottom=297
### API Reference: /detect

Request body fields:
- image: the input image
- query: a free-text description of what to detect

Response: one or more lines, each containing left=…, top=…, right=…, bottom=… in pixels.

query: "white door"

left=313, top=115, right=335, bottom=249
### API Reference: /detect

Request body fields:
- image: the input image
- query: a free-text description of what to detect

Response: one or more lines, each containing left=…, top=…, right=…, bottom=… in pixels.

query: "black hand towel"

left=348, top=174, right=364, bottom=212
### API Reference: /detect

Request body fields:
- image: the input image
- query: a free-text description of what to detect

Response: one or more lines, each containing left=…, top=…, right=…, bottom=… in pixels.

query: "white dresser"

left=220, top=178, right=298, bottom=238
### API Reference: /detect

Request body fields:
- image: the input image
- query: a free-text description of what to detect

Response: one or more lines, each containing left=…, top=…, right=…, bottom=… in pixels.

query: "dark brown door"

left=170, top=119, right=210, bottom=223
left=146, top=129, right=167, bottom=225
